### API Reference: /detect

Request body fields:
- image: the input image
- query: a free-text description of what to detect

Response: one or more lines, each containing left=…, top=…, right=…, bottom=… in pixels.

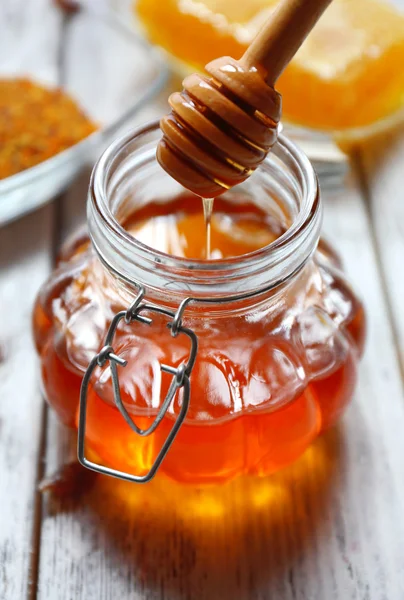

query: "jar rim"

left=89, top=120, right=322, bottom=298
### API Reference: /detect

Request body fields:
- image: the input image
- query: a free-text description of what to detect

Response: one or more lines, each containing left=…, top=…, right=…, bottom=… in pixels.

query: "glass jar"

left=33, top=121, right=366, bottom=485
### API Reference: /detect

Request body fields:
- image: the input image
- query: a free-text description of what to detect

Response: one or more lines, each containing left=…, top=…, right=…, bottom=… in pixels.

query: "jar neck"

left=88, top=121, right=321, bottom=305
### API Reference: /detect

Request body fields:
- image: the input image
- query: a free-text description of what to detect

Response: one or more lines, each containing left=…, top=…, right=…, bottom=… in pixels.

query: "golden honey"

left=33, top=191, right=365, bottom=483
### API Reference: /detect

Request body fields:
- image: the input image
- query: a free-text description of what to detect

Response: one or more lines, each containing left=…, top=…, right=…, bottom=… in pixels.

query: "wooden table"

left=2, top=1, right=404, bottom=599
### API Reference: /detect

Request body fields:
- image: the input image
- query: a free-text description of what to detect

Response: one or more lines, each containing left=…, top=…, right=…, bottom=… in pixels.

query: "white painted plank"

left=0, top=2, right=62, bottom=599
left=36, top=4, right=168, bottom=599
left=316, top=177, right=404, bottom=600
left=359, top=131, right=404, bottom=375
left=0, top=206, right=54, bottom=600
left=0, top=0, right=60, bottom=84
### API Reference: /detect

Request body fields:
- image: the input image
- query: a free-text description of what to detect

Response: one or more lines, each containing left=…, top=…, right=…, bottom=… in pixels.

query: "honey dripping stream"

left=202, top=198, right=214, bottom=260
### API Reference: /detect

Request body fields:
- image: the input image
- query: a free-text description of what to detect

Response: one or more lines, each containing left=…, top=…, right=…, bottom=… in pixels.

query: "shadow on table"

left=59, top=425, right=345, bottom=599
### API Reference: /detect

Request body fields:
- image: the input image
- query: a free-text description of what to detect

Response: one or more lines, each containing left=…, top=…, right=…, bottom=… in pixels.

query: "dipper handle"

left=241, top=0, right=333, bottom=85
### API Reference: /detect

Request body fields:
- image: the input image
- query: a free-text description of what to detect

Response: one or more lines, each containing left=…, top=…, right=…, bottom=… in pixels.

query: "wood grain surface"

left=1, top=1, right=404, bottom=599
left=360, top=133, right=404, bottom=376
left=0, top=2, right=61, bottom=598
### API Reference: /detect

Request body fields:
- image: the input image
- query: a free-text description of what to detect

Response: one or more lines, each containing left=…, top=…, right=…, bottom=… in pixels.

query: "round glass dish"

left=0, top=6, right=168, bottom=226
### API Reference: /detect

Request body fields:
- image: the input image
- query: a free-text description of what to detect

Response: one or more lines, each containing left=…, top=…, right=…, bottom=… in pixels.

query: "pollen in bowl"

left=33, top=194, right=366, bottom=484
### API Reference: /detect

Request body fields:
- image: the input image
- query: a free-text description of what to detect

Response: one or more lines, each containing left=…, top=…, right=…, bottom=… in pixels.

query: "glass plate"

left=0, top=6, right=168, bottom=226
left=282, top=0, right=404, bottom=181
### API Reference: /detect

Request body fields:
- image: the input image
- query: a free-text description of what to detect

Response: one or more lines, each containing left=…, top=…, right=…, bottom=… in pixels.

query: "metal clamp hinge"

left=77, top=287, right=198, bottom=483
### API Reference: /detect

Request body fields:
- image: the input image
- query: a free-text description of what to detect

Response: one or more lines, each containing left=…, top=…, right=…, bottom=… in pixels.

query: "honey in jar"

left=33, top=122, right=365, bottom=484
left=136, top=0, right=404, bottom=136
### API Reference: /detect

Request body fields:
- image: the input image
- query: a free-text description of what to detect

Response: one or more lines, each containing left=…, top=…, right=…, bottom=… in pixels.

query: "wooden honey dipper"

left=158, top=0, right=333, bottom=198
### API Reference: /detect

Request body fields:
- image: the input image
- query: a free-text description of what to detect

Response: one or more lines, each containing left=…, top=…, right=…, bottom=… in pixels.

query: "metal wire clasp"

left=77, top=287, right=197, bottom=483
